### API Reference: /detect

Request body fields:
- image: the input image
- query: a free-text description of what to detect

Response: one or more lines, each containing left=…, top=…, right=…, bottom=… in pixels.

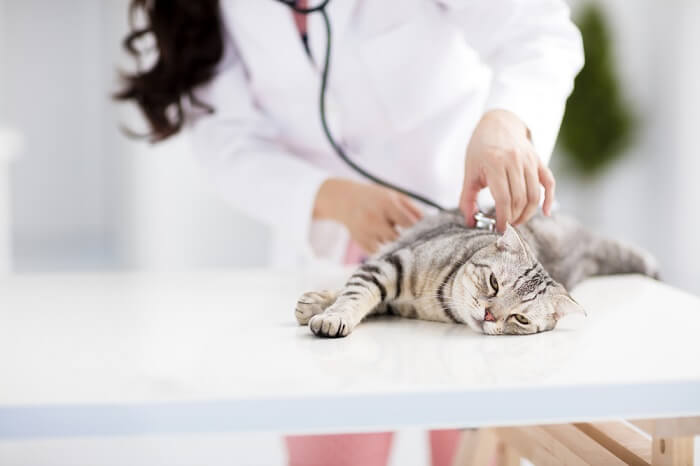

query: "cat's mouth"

left=466, top=308, right=495, bottom=334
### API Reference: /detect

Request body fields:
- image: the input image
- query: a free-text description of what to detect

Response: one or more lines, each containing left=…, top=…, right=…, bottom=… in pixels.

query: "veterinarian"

left=117, top=0, right=583, bottom=464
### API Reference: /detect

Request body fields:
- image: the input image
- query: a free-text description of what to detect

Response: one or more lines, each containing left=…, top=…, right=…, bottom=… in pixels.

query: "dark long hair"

left=114, top=0, right=224, bottom=142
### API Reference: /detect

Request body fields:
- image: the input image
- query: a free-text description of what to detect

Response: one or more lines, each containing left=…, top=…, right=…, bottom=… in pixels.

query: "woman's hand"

left=314, top=178, right=422, bottom=254
left=459, top=109, right=555, bottom=232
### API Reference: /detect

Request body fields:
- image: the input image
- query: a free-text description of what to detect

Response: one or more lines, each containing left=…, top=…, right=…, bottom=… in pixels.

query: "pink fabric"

left=293, top=0, right=308, bottom=35
left=429, top=429, right=462, bottom=466
left=286, top=432, right=394, bottom=466
left=343, top=239, right=368, bottom=265
left=285, top=430, right=460, bottom=466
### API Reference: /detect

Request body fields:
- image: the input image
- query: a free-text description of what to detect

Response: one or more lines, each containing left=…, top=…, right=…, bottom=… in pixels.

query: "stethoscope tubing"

left=273, top=0, right=447, bottom=211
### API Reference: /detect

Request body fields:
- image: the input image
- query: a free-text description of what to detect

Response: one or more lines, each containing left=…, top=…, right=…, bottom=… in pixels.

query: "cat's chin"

left=463, top=311, right=486, bottom=334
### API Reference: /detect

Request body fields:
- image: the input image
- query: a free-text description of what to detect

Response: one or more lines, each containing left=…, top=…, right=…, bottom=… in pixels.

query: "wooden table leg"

left=453, top=417, right=698, bottom=466
left=500, top=443, right=521, bottom=466
left=630, top=416, right=699, bottom=466
left=651, top=437, right=694, bottom=466
left=452, top=428, right=505, bottom=466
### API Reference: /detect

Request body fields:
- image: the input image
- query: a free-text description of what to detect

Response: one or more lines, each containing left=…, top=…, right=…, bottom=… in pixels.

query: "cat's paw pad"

left=308, top=313, right=352, bottom=338
left=295, top=290, right=336, bottom=325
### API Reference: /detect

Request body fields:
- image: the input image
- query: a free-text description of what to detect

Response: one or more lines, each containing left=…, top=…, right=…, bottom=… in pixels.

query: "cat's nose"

left=484, top=308, right=496, bottom=322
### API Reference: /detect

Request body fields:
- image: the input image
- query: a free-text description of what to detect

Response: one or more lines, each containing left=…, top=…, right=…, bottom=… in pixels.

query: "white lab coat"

left=189, top=0, right=584, bottom=267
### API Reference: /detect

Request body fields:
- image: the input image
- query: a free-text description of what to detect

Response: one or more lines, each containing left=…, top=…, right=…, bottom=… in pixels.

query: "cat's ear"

left=496, top=224, right=527, bottom=254
left=553, top=294, right=587, bottom=320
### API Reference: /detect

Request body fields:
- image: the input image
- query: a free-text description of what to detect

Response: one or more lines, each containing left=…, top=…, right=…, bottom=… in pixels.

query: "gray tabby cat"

left=295, top=210, right=658, bottom=337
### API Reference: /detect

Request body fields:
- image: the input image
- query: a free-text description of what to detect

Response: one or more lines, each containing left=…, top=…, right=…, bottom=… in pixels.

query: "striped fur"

left=296, top=210, right=659, bottom=337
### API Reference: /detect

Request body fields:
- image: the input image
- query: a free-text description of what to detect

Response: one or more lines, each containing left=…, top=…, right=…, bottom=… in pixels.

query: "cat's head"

left=454, top=225, right=586, bottom=335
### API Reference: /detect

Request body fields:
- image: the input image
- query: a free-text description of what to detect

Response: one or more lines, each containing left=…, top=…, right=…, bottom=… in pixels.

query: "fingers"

left=373, top=193, right=423, bottom=252
left=357, top=237, right=382, bottom=254
left=459, top=172, right=484, bottom=227
left=459, top=189, right=479, bottom=227
left=489, top=151, right=554, bottom=230
left=400, top=197, right=423, bottom=222
left=387, top=206, right=413, bottom=229
left=358, top=227, right=393, bottom=255
left=486, top=164, right=512, bottom=233
left=379, top=218, right=400, bottom=243
left=356, top=238, right=373, bottom=254
left=353, top=189, right=421, bottom=255
left=538, top=161, right=556, bottom=216
left=513, top=155, right=541, bottom=225
left=361, top=223, right=397, bottom=255
left=391, top=196, right=422, bottom=227
left=374, top=197, right=403, bottom=250
left=506, top=159, right=526, bottom=226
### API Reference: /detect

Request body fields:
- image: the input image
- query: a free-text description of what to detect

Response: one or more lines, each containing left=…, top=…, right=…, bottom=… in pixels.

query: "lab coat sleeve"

left=188, top=56, right=329, bottom=260
left=441, top=0, right=584, bottom=163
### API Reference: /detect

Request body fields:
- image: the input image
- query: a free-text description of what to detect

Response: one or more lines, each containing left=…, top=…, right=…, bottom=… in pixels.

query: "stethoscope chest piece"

left=474, top=211, right=496, bottom=232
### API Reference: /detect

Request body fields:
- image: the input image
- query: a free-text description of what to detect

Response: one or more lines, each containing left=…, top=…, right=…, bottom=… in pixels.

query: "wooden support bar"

left=574, top=422, right=651, bottom=465
left=452, top=428, right=499, bottom=466
left=493, top=424, right=627, bottom=466
left=454, top=417, right=697, bottom=466
left=491, top=426, right=562, bottom=466
left=501, top=446, right=521, bottom=466
left=627, top=417, right=697, bottom=465
left=452, top=429, right=522, bottom=466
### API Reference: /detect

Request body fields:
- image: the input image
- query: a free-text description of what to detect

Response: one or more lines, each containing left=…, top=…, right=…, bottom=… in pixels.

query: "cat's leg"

left=569, top=236, right=659, bottom=285
left=308, top=259, right=401, bottom=338
left=524, top=214, right=659, bottom=289
left=295, top=290, right=338, bottom=325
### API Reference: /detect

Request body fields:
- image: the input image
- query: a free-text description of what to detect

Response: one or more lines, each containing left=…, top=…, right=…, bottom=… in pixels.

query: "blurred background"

left=0, top=0, right=699, bottom=294
left=0, top=1, right=699, bottom=465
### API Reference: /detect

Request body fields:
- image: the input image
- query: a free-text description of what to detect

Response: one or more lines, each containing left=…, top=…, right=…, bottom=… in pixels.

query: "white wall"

left=0, top=0, right=270, bottom=272
left=116, top=129, right=271, bottom=270
left=1, top=0, right=112, bottom=269
left=104, top=0, right=271, bottom=271
left=668, top=1, right=700, bottom=293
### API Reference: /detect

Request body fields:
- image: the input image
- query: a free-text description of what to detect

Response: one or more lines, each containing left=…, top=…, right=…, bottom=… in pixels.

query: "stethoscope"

left=273, top=0, right=497, bottom=232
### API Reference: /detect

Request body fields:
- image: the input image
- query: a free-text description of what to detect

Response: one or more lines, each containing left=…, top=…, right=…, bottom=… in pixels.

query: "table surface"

left=0, top=269, right=699, bottom=438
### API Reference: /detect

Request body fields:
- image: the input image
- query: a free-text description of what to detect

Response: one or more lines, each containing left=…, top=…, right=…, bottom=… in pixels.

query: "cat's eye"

left=489, top=273, right=499, bottom=294
left=513, top=314, right=530, bottom=325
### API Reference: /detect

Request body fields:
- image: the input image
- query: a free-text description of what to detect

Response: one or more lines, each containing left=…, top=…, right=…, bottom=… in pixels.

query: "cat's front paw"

left=308, top=312, right=353, bottom=338
left=295, top=290, right=337, bottom=325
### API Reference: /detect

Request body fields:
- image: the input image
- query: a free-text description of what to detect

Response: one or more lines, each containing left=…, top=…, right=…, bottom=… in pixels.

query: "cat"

left=295, top=209, right=659, bottom=337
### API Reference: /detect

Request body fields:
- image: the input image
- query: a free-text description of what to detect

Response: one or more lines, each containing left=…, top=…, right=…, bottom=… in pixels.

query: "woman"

left=117, top=0, right=583, bottom=464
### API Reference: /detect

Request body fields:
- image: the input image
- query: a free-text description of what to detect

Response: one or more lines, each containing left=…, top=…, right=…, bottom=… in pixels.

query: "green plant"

left=558, top=3, right=637, bottom=176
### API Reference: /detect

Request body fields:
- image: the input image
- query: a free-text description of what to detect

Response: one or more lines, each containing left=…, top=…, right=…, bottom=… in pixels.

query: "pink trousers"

left=286, top=430, right=461, bottom=466
left=285, top=242, right=460, bottom=466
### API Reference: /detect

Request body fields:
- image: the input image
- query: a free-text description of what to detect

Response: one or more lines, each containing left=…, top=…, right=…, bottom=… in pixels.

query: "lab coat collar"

left=234, top=0, right=357, bottom=77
